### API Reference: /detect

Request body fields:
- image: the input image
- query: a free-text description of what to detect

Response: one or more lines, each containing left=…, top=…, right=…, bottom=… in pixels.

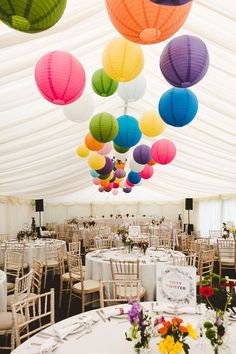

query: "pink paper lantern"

left=35, top=51, right=86, bottom=105
left=93, top=178, right=100, bottom=185
left=112, top=189, right=119, bottom=195
left=151, top=139, right=176, bottom=165
left=139, top=165, right=154, bottom=179
left=126, top=179, right=135, bottom=187
left=98, top=142, right=112, bottom=156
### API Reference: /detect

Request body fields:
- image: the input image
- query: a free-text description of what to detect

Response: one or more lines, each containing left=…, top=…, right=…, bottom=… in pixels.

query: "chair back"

left=67, top=252, right=83, bottom=283
left=0, top=233, right=9, bottom=241
left=173, top=254, right=196, bottom=267
left=217, top=239, right=235, bottom=259
left=14, top=270, right=33, bottom=297
left=110, top=259, right=140, bottom=281
left=4, top=250, right=23, bottom=279
left=209, top=230, right=222, bottom=238
left=95, top=238, right=113, bottom=249
left=197, top=248, right=215, bottom=284
left=99, top=280, right=141, bottom=307
left=44, top=242, right=59, bottom=264
left=11, top=289, right=55, bottom=347
left=31, top=259, right=43, bottom=295
left=68, top=241, right=81, bottom=255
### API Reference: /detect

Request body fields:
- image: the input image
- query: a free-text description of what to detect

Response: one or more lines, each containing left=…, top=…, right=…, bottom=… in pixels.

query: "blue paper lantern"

left=90, top=170, right=99, bottom=178
left=158, top=88, right=198, bottom=127
left=128, top=171, right=141, bottom=185
left=113, top=115, right=142, bottom=148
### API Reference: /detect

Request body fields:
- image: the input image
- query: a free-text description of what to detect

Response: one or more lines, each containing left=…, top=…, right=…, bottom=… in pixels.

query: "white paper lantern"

left=113, top=150, right=130, bottom=161
left=129, top=159, right=143, bottom=173
left=117, top=75, right=146, bottom=103
left=63, top=93, right=95, bottom=122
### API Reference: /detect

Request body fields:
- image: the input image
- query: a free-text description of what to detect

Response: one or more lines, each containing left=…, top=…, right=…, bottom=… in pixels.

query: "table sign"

left=129, top=226, right=141, bottom=237
left=156, top=264, right=196, bottom=311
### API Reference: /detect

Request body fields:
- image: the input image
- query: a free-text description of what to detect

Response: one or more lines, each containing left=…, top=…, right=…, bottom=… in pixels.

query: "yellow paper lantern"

left=102, top=38, right=144, bottom=82
left=115, top=177, right=123, bottom=183
left=88, top=153, right=106, bottom=170
left=139, top=110, right=166, bottom=137
left=76, top=144, right=90, bottom=158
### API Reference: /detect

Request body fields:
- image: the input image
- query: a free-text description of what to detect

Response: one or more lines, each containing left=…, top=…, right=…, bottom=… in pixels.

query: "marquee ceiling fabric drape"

left=0, top=0, right=235, bottom=200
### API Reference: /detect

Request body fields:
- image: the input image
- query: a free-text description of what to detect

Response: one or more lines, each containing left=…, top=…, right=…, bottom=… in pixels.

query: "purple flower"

left=214, top=317, right=223, bottom=327
left=128, top=302, right=141, bottom=324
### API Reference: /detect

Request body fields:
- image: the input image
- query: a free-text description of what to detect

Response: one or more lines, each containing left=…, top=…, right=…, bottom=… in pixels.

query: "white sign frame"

left=156, top=264, right=196, bottom=310
left=129, top=226, right=141, bottom=237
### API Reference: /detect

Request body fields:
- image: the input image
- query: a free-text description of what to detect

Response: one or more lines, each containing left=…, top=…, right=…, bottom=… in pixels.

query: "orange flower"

left=172, top=317, right=183, bottom=324
left=158, top=326, right=168, bottom=335
left=179, top=325, right=188, bottom=333
left=163, top=321, right=171, bottom=327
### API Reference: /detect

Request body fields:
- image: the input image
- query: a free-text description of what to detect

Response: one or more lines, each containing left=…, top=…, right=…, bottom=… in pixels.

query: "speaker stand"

left=188, top=210, right=190, bottom=225
left=39, top=211, right=42, bottom=229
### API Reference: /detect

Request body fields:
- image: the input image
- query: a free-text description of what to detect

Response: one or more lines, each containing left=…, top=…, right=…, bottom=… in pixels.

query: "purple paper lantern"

left=98, top=186, right=104, bottom=192
left=133, top=144, right=152, bottom=165
left=123, top=187, right=132, bottom=193
left=160, top=35, right=209, bottom=88
left=115, top=169, right=125, bottom=178
left=96, top=156, right=113, bottom=175
left=151, top=0, right=192, bottom=5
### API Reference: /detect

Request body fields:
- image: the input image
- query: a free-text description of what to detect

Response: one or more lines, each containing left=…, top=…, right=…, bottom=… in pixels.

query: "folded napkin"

left=38, top=338, right=57, bottom=354
left=158, top=256, right=169, bottom=262
left=54, top=321, right=85, bottom=339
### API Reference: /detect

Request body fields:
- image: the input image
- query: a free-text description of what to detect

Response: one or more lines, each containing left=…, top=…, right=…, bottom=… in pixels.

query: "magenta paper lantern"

left=35, top=51, right=86, bottom=105
left=133, top=144, right=151, bottom=165
left=126, top=179, right=135, bottom=187
left=98, top=186, right=104, bottom=192
left=93, top=178, right=100, bottom=185
left=98, top=142, right=112, bottom=156
left=115, top=169, right=125, bottom=178
left=113, top=183, right=119, bottom=189
left=151, top=139, right=176, bottom=165
left=139, top=165, right=154, bottom=179
left=112, top=189, right=119, bottom=195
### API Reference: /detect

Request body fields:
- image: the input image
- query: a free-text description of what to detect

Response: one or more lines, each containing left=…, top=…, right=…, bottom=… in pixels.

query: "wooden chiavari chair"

left=196, top=248, right=215, bottom=286
left=7, top=270, right=33, bottom=310
left=4, top=250, right=24, bottom=294
left=217, top=239, right=235, bottom=277
left=173, top=254, right=196, bottom=267
left=42, top=242, right=60, bottom=288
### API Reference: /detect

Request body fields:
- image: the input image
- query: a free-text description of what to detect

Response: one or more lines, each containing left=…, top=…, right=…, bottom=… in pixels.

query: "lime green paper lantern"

left=92, top=68, right=118, bottom=97
left=113, top=143, right=129, bottom=153
left=89, top=112, right=119, bottom=143
left=0, top=0, right=67, bottom=33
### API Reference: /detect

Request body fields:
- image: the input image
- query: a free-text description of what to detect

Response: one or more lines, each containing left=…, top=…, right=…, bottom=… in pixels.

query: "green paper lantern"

left=113, top=143, right=129, bottom=153
left=0, top=0, right=67, bottom=33
left=89, top=112, right=119, bottom=143
left=92, top=68, right=118, bottom=97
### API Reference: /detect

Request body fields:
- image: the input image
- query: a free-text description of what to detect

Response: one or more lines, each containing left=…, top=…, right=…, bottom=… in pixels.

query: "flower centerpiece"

left=137, top=240, right=149, bottom=255
left=68, top=217, right=78, bottom=225
left=122, top=235, right=135, bottom=253
left=222, top=223, right=229, bottom=239
left=199, top=273, right=236, bottom=353
left=117, top=226, right=129, bottom=237
left=230, top=227, right=236, bottom=239
left=17, top=230, right=26, bottom=242
left=158, top=317, right=197, bottom=354
left=126, top=302, right=155, bottom=353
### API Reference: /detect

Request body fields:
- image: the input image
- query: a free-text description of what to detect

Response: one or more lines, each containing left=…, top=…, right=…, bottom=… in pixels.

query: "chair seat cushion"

left=7, top=262, right=28, bottom=269
left=43, top=260, right=59, bottom=267
left=116, top=286, right=146, bottom=299
left=72, top=280, right=100, bottom=294
left=0, top=312, right=25, bottom=331
left=7, top=293, right=29, bottom=308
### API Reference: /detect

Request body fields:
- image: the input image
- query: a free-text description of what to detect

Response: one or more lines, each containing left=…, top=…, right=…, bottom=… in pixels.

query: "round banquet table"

left=11, top=302, right=236, bottom=354
left=85, top=248, right=185, bottom=301
left=0, top=270, right=7, bottom=312
left=0, top=239, right=66, bottom=268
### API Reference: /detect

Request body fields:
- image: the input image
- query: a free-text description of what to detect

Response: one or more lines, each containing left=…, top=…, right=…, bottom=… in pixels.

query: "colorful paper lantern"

left=151, top=0, right=192, bottom=5
left=89, top=112, right=118, bottom=143
left=0, top=0, right=67, bottom=33
left=160, top=35, right=209, bottom=88
left=158, top=88, right=198, bottom=127
left=100, top=179, right=110, bottom=188
left=98, top=142, right=112, bottom=156
left=139, top=110, right=165, bottom=137
left=88, top=153, right=106, bottom=170
left=35, top=51, right=86, bottom=105
left=105, top=0, right=192, bottom=45
left=85, top=133, right=105, bottom=151
left=115, top=169, right=125, bottom=178
left=117, top=75, right=146, bottom=102
left=76, top=144, right=90, bottom=158
left=92, top=68, right=118, bottom=97
left=115, top=160, right=126, bottom=170
left=113, top=144, right=130, bottom=154
left=123, top=187, right=132, bottom=193
left=139, top=165, right=154, bottom=179
left=148, top=159, right=156, bottom=166
left=151, top=139, right=176, bottom=165
left=102, top=38, right=144, bottom=82
left=63, top=93, right=94, bottom=122
left=99, top=173, right=110, bottom=180
left=113, top=115, right=142, bottom=149
left=112, top=189, right=119, bottom=195
left=96, top=157, right=113, bottom=175
left=130, top=159, right=144, bottom=173
left=128, top=171, right=141, bottom=185
left=133, top=144, right=152, bottom=165
left=126, top=179, right=135, bottom=187
left=98, top=186, right=104, bottom=192
left=90, top=170, right=99, bottom=178
left=93, top=178, right=100, bottom=186
left=113, top=183, right=120, bottom=189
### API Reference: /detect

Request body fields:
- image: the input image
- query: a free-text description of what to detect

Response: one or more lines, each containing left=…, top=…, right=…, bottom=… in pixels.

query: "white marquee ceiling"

left=0, top=0, right=235, bottom=201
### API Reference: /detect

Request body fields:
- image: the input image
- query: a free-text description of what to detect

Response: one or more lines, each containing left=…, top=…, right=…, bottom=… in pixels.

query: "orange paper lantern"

left=105, top=0, right=192, bottom=45
left=85, top=133, right=105, bottom=151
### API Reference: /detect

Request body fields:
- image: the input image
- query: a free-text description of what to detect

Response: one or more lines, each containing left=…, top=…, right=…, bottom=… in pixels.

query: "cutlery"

left=36, top=332, right=66, bottom=343
left=96, top=310, right=106, bottom=322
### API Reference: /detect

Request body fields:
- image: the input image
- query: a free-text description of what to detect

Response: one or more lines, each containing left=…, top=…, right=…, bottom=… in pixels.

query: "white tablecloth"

left=0, top=239, right=66, bottom=268
left=11, top=302, right=236, bottom=354
left=85, top=248, right=185, bottom=301
left=0, top=270, right=7, bottom=312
